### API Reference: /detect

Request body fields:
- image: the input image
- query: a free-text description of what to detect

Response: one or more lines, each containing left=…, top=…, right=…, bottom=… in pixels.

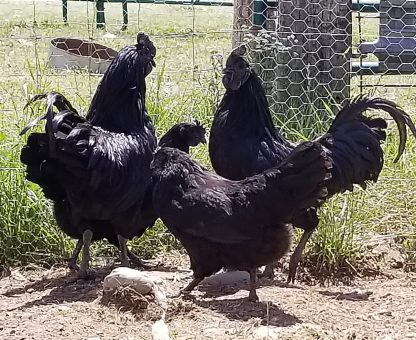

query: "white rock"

left=103, top=267, right=167, bottom=310
left=152, top=319, right=170, bottom=340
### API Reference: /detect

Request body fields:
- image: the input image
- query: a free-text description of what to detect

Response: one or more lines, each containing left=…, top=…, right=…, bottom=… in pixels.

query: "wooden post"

left=232, top=0, right=253, bottom=48
left=275, top=0, right=352, bottom=120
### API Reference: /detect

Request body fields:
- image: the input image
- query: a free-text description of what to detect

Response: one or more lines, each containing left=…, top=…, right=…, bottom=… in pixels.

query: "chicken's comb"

left=137, top=32, right=151, bottom=49
left=136, top=32, right=156, bottom=57
left=230, top=44, right=247, bottom=57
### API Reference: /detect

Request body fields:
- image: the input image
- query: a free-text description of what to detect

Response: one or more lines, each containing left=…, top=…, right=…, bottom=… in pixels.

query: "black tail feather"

left=319, top=95, right=416, bottom=196
left=20, top=92, right=77, bottom=136
left=330, top=95, right=416, bottom=163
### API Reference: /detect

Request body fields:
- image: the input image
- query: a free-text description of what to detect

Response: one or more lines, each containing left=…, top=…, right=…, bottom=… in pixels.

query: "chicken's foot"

left=287, top=229, right=314, bottom=284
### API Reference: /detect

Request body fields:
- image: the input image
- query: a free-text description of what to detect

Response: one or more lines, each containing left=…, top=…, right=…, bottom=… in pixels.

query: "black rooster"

left=21, top=90, right=207, bottom=273
left=209, top=52, right=416, bottom=283
left=20, top=33, right=158, bottom=278
left=151, top=141, right=331, bottom=300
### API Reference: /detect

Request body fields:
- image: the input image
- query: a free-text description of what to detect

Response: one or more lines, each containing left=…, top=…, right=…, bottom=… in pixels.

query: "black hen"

left=20, top=33, right=158, bottom=278
left=151, top=141, right=331, bottom=300
left=209, top=52, right=416, bottom=282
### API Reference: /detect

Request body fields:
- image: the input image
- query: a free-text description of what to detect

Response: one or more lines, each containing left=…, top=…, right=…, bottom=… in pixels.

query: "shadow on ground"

left=1, top=267, right=113, bottom=311
left=195, top=296, right=301, bottom=326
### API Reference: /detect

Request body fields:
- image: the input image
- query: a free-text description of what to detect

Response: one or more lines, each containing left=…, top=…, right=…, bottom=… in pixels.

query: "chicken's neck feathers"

left=86, top=47, right=148, bottom=134
left=219, top=73, right=289, bottom=146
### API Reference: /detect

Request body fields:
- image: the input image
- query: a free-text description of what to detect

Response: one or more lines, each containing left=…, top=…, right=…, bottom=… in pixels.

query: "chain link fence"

left=0, top=0, right=414, bottom=269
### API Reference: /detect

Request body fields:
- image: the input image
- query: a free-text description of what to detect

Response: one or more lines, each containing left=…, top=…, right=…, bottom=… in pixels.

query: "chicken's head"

left=136, top=32, right=156, bottom=76
left=222, top=52, right=251, bottom=91
left=181, top=120, right=207, bottom=147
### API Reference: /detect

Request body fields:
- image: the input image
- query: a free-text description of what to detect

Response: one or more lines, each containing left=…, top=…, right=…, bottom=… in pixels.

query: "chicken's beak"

left=201, top=136, right=207, bottom=144
left=151, top=59, right=156, bottom=67
left=222, top=69, right=234, bottom=90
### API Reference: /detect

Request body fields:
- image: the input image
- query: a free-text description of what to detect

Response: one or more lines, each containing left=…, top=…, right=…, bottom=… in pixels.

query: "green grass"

left=0, top=1, right=415, bottom=275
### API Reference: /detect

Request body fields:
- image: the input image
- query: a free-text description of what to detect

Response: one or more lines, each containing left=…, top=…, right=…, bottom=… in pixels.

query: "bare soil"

left=1, top=253, right=415, bottom=340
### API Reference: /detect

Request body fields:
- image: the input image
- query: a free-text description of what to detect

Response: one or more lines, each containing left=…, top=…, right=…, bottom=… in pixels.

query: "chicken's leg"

left=67, top=239, right=83, bottom=270
left=287, top=229, right=314, bottom=284
left=117, top=235, right=130, bottom=267
left=259, top=264, right=275, bottom=279
left=78, top=229, right=93, bottom=279
left=248, top=269, right=259, bottom=301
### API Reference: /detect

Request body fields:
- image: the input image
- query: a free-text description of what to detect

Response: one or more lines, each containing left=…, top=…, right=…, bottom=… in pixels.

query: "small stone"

left=57, top=306, right=70, bottom=312
left=26, top=288, right=34, bottom=293
left=379, top=310, right=392, bottom=316
left=337, top=289, right=373, bottom=301
left=405, top=316, right=416, bottom=322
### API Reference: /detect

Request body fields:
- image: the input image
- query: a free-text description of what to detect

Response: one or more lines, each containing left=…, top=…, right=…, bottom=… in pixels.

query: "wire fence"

left=2, top=1, right=416, bottom=113
left=0, top=0, right=415, bottom=268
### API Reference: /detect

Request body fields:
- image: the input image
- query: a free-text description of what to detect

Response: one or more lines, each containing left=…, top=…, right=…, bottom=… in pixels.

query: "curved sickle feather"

left=372, top=100, right=416, bottom=163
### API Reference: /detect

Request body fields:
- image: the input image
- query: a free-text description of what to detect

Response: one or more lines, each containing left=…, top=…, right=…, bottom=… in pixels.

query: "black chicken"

left=21, top=91, right=207, bottom=273
left=20, top=33, right=158, bottom=278
left=209, top=52, right=416, bottom=283
left=151, top=141, right=332, bottom=301
left=158, top=120, right=206, bottom=152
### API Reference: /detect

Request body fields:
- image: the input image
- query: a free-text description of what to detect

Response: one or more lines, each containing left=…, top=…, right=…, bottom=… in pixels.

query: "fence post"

left=62, top=0, right=68, bottom=23
left=232, top=0, right=253, bottom=48
left=96, top=0, right=105, bottom=29
left=122, top=0, right=128, bottom=30
left=275, top=0, right=352, bottom=119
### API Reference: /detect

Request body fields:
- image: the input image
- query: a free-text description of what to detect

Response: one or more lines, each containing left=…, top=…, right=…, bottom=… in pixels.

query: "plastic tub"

left=48, top=38, right=118, bottom=74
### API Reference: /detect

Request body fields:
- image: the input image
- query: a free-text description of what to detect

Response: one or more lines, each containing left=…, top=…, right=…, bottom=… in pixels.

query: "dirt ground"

left=1, top=253, right=415, bottom=340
